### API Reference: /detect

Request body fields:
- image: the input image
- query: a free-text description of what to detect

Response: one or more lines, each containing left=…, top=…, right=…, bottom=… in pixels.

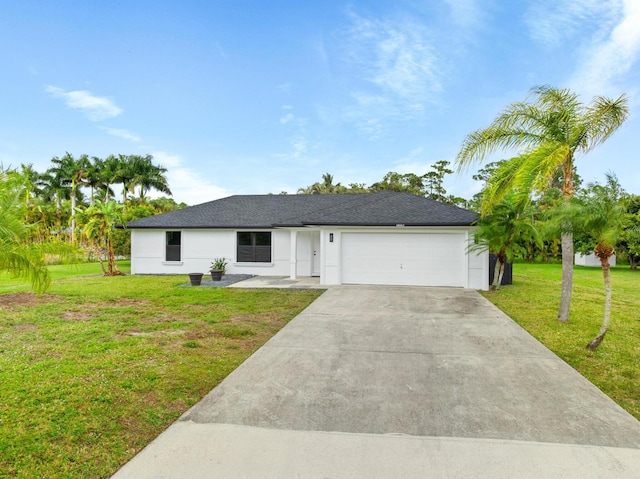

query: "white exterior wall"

left=467, top=233, right=489, bottom=290
left=322, top=228, right=341, bottom=285
left=130, top=229, right=290, bottom=275
left=575, top=252, right=616, bottom=267
left=130, top=226, right=488, bottom=290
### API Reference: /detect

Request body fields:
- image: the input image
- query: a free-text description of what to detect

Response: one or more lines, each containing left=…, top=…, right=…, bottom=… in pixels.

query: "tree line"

left=2, top=153, right=184, bottom=281
left=295, top=160, right=468, bottom=207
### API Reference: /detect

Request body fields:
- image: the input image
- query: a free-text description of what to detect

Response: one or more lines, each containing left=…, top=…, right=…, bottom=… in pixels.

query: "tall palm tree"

left=108, top=154, right=135, bottom=204
left=456, top=85, right=628, bottom=322
left=18, top=164, right=43, bottom=206
left=85, top=156, right=114, bottom=205
left=49, top=152, right=90, bottom=243
left=130, top=154, right=172, bottom=199
left=39, top=168, right=70, bottom=212
left=102, top=154, right=122, bottom=202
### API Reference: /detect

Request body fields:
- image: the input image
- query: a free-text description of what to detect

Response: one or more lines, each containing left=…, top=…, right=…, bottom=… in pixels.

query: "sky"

left=1, top=0, right=639, bottom=206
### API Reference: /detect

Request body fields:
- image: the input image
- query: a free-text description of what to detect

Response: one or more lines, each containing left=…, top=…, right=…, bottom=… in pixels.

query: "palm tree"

left=39, top=168, right=70, bottom=213
left=102, top=154, right=122, bottom=202
left=107, top=154, right=135, bottom=204
left=78, top=199, right=125, bottom=276
left=471, top=194, right=541, bottom=290
left=456, top=85, right=628, bottom=322
left=49, top=152, right=90, bottom=243
left=570, top=175, right=625, bottom=350
left=0, top=167, right=76, bottom=292
left=18, top=164, right=43, bottom=207
left=85, top=156, right=114, bottom=205
left=297, top=173, right=346, bottom=194
left=130, top=154, right=172, bottom=199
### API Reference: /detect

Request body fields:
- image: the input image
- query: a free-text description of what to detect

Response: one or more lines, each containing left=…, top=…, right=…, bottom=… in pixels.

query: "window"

left=237, top=232, right=272, bottom=262
left=166, top=231, right=181, bottom=261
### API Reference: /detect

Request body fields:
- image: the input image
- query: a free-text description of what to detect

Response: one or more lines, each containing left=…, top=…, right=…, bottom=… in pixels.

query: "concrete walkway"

left=228, top=275, right=326, bottom=289
left=112, top=285, right=640, bottom=478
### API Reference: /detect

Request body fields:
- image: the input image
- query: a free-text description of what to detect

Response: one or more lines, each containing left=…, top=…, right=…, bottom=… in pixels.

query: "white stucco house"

left=125, top=191, right=489, bottom=290
left=575, top=252, right=616, bottom=267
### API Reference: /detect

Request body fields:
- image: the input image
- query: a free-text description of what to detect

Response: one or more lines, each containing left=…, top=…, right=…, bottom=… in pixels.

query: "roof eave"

left=125, top=225, right=275, bottom=230
left=299, top=222, right=477, bottom=227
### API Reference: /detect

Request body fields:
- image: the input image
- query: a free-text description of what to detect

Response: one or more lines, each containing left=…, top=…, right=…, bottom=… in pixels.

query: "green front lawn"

left=0, top=263, right=323, bottom=478
left=482, top=263, right=640, bottom=421
left=3, top=262, right=639, bottom=477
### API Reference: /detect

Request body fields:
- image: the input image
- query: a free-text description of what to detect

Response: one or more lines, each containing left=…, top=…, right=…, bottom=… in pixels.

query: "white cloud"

left=525, top=0, right=620, bottom=47
left=569, top=0, right=640, bottom=96
left=45, top=86, right=123, bottom=121
left=99, top=127, right=141, bottom=143
left=342, top=11, right=441, bottom=137
left=347, top=12, right=440, bottom=101
left=150, top=151, right=230, bottom=205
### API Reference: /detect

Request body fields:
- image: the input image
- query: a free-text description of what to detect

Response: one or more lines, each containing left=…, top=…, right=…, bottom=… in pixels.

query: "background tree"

left=85, top=156, right=114, bottom=205
left=78, top=200, right=125, bottom=276
left=112, top=197, right=186, bottom=257
left=49, top=152, right=91, bottom=243
left=296, top=162, right=461, bottom=201
left=618, top=195, right=640, bottom=269
left=130, top=154, right=172, bottom=199
left=297, top=172, right=346, bottom=194
left=424, top=160, right=453, bottom=201
left=370, top=171, right=425, bottom=195
left=455, top=85, right=629, bottom=322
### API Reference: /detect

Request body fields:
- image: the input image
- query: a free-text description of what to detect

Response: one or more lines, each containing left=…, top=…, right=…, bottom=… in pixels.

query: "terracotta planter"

left=210, top=270, right=223, bottom=281
left=188, top=273, right=204, bottom=286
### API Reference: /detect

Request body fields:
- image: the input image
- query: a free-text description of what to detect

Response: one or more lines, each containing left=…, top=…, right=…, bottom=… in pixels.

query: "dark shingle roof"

left=125, top=191, right=478, bottom=229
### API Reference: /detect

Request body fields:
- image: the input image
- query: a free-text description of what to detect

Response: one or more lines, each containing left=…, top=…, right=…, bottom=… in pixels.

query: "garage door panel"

left=341, top=233, right=465, bottom=287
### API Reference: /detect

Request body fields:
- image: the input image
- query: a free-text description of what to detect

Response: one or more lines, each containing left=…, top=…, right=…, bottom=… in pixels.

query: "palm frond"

left=581, top=94, right=629, bottom=154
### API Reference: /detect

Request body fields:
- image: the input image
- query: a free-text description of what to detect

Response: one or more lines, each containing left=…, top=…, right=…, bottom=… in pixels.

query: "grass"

left=0, top=262, right=323, bottom=478
left=482, top=263, right=640, bottom=421
left=3, top=261, right=639, bottom=477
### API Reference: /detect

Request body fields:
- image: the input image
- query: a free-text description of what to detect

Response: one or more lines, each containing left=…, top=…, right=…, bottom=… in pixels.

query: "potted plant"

left=209, top=257, right=227, bottom=281
left=188, top=272, right=204, bottom=286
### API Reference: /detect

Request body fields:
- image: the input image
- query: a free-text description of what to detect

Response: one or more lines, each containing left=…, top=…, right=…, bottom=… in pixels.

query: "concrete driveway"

left=113, top=285, right=640, bottom=478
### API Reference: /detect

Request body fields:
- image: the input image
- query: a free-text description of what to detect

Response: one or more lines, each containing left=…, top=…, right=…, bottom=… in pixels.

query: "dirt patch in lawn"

left=61, top=310, right=97, bottom=321
left=105, top=298, right=150, bottom=307
left=0, top=293, right=63, bottom=310
left=13, top=324, right=39, bottom=331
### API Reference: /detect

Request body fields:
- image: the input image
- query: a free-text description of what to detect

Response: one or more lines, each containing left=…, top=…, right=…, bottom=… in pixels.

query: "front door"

left=311, top=231, right=321, bottom=277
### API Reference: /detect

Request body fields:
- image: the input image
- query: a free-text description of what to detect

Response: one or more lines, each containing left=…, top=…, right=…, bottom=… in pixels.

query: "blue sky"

left=1, top=0, right=639, bottom=205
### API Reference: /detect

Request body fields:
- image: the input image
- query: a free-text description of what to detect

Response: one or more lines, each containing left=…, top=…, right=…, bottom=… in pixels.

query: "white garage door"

left=341, top=233, right=466, bottom=287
